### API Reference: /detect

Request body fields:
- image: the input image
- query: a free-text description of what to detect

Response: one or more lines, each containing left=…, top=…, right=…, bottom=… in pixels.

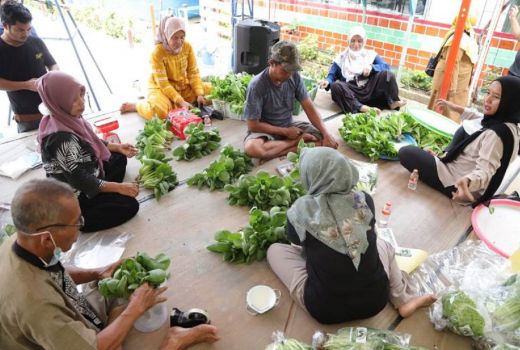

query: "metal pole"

left=396, top=0, right=417, bottom=84
left=150, top=3, right=157, bottom=39
left=362, top=0, right=367, bottom=25
left=435, top=0, right=472, bottom=112
left=53, top=0, right=100, bottom=110
left=467, top=0, right=508, bottom=105
left=62, top=1, right=113, bottom=94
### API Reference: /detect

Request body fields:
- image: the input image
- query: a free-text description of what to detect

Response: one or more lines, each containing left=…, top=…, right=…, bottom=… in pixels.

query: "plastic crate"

left=293, top=78, right=318, bottom=115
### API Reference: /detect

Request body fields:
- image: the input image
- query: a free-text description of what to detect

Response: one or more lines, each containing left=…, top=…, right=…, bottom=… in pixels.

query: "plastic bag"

left=265, top=330, right=312, bottom=350
left=317, top=327, right=411, bottom=350
left=350, top=159, right=378, bottom=194
left=0, top=151, right=42, bottom=179
left=61, top=230, right=132, bottom=269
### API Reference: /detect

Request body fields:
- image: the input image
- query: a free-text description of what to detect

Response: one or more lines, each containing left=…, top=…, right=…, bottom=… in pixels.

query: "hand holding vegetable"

left=97, top=259, right=124, bottom=280
left=127, top=283, right=168, bottom=317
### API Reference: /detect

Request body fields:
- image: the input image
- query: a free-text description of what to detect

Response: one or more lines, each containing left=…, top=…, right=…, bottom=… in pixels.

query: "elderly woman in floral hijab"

left=120, top=16, right=211, bottom=119
left=267, top=148, right=435, bottom=324
left=319, top=26, right=406, bottom=114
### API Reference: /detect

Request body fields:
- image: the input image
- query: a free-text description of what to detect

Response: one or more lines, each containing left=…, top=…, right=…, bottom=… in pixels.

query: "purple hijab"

left=36, top=71, right=111, bottom=176
left=155, top=16, right=185, bottom=54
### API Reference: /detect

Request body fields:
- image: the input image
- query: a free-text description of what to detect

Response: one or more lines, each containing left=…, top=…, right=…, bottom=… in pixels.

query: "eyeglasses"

left=35, top=215, right=85, bottom=232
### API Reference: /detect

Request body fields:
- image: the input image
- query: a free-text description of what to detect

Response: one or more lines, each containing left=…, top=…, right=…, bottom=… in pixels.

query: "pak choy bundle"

left=207, top=206, right=287, bottom=264
left=136, top=117, right=178, bottom=199
left=173, top=123, right=221, bottom=161
left=187, top=145, right=253, bottom=191
left=98, top=252, right=171, bottom=298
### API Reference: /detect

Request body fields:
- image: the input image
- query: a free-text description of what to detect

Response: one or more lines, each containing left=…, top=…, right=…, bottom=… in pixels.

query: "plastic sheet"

left=61, top=231, right=132, bottom=269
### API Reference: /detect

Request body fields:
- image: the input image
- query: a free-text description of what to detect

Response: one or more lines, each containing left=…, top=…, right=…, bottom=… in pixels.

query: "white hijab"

left=333, top=26, right=377, bottom=81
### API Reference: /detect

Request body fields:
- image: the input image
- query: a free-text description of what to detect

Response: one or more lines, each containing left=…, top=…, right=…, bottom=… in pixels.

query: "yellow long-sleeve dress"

left=136, top=41, right=211, bottom=119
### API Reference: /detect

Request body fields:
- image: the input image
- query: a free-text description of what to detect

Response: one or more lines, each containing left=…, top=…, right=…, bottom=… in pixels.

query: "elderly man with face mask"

left=0, top=179, right=219, bottom=350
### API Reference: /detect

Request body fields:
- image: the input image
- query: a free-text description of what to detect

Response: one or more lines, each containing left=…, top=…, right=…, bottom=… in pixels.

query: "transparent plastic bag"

left=0, top=151, right=42, bottom=179
left=320, top=327, right=411, bottom=350
left=265, top=330, right=312, bottom=350
left=61, top=231, right=133, bottom=269
left=350, top=159, right=378, bottom=194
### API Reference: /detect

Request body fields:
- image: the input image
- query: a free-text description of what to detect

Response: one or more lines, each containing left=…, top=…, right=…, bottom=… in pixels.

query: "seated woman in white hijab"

left=319, top=26, right=406, bottom=114
left=267, top=147, right=435, bottom=324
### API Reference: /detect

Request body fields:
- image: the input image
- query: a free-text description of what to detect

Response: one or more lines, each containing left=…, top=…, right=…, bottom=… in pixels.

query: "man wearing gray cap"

left=243, top=40, right=338, bottom=160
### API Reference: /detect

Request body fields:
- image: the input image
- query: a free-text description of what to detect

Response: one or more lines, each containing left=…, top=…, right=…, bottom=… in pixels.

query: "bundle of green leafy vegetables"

left=98, top=252, right=171, bottom=298
left=172, top=123, right=221, bottom=161
left=206, top=206, right=287, bottom=264
left=339, top=110, right=451, bottom=161
left=441, top=291, right=485, bottom=337
left=187, top=145, right=253, bottom=191
left=135, top=117, right=178, bottom=200
left=136, top=117, right=174, bottom=152
left=208, top=72, right=253, bottom=116
left=319, top=327, right=422, bottom=350
left=0, top=223, right=15, bottom=245
left=225, top=170, right=305, bottom=210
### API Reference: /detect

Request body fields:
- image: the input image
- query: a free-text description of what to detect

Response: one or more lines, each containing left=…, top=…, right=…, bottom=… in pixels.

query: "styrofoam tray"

left=471, top=199, right=520, bottom=257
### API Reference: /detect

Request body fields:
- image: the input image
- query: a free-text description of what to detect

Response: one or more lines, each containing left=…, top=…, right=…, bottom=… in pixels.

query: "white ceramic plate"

left=472, top=199, right=520, bottom=257
left=246, top=285, right=280, bottom=314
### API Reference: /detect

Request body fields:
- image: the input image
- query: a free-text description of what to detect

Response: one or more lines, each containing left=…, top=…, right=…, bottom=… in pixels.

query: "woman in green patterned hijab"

left=267, top=147, right=435, bottom=324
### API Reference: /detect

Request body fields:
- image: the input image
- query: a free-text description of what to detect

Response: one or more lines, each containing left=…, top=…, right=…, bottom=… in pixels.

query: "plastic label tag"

left=510, top=248, right=520, bottom=272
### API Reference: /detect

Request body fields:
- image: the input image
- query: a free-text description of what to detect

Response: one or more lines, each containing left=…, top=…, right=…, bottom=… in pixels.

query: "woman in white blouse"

left=399, top=76, right=520, bottom=206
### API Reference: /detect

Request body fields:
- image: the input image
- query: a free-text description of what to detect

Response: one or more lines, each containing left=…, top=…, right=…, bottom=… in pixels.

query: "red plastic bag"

left=167, top=108, right=202, bottom=140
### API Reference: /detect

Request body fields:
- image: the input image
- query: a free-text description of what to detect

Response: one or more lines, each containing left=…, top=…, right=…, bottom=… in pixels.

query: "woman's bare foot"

left=398, top=294, right=437, bottom=318
left=120, top=102, right=137, bottom=114
left=160, top=325, right=220, bottom=350
left=359, top=105, right=381, bottom=114
left=389, top=99, right=407, bottom=110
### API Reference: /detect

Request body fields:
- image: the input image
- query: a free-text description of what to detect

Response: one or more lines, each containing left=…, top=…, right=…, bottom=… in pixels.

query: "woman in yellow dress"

left=120, top=16, right=210, bottom=119
left=427, top=16, right=478, bottom=123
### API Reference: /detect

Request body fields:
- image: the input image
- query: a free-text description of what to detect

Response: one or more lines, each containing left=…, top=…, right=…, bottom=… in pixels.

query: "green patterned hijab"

left=287, top=147, right=373, bottom=270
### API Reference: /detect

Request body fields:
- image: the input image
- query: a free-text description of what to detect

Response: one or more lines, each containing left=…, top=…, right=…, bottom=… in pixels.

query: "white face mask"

left=43, top=232, right=62, bottom=267
left=24, top=230, right=63, bottom=267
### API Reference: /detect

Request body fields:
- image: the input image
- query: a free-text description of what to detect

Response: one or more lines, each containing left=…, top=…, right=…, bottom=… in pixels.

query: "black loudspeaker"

left=233, top=19, right=280, bottom=75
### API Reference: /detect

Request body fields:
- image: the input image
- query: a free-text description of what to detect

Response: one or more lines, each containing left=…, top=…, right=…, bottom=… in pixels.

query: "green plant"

left=225, top=170, right=305, bottom=210
left=98, top=252, right=171, bottom=298
left=207, top=206, right=287, bottom=264
left=208, top=73, right=253, bottom=116
left=172, top=124, right=221, bottom=161
left=400, top=69, right=432, bottom=93
left=187, top=145, right=253, bottom=191
left=442, top=291, right=485, bottom=337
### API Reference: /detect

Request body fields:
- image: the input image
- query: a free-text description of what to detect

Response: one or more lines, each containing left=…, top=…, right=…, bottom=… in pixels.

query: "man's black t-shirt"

left=0, top=36, right=56, bottom=114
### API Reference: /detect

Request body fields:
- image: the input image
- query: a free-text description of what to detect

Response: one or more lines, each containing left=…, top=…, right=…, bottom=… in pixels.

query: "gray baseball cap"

left=270, top=41, right=302, bottom=72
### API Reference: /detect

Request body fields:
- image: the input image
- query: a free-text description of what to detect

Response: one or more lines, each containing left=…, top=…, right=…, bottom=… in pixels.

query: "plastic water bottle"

left=203, top=115, right=212, bottom=127
left=408, top=169, right=419, bottom=190
left=379, top=201, right=392, bottom=227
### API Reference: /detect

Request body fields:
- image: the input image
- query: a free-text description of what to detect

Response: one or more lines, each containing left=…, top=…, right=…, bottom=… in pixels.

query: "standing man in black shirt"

left=0, top=0, right=58, bottom=132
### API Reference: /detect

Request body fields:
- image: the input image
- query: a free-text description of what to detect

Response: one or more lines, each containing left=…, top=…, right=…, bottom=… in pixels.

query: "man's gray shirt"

left=243, top=68, right=308, bottom=127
